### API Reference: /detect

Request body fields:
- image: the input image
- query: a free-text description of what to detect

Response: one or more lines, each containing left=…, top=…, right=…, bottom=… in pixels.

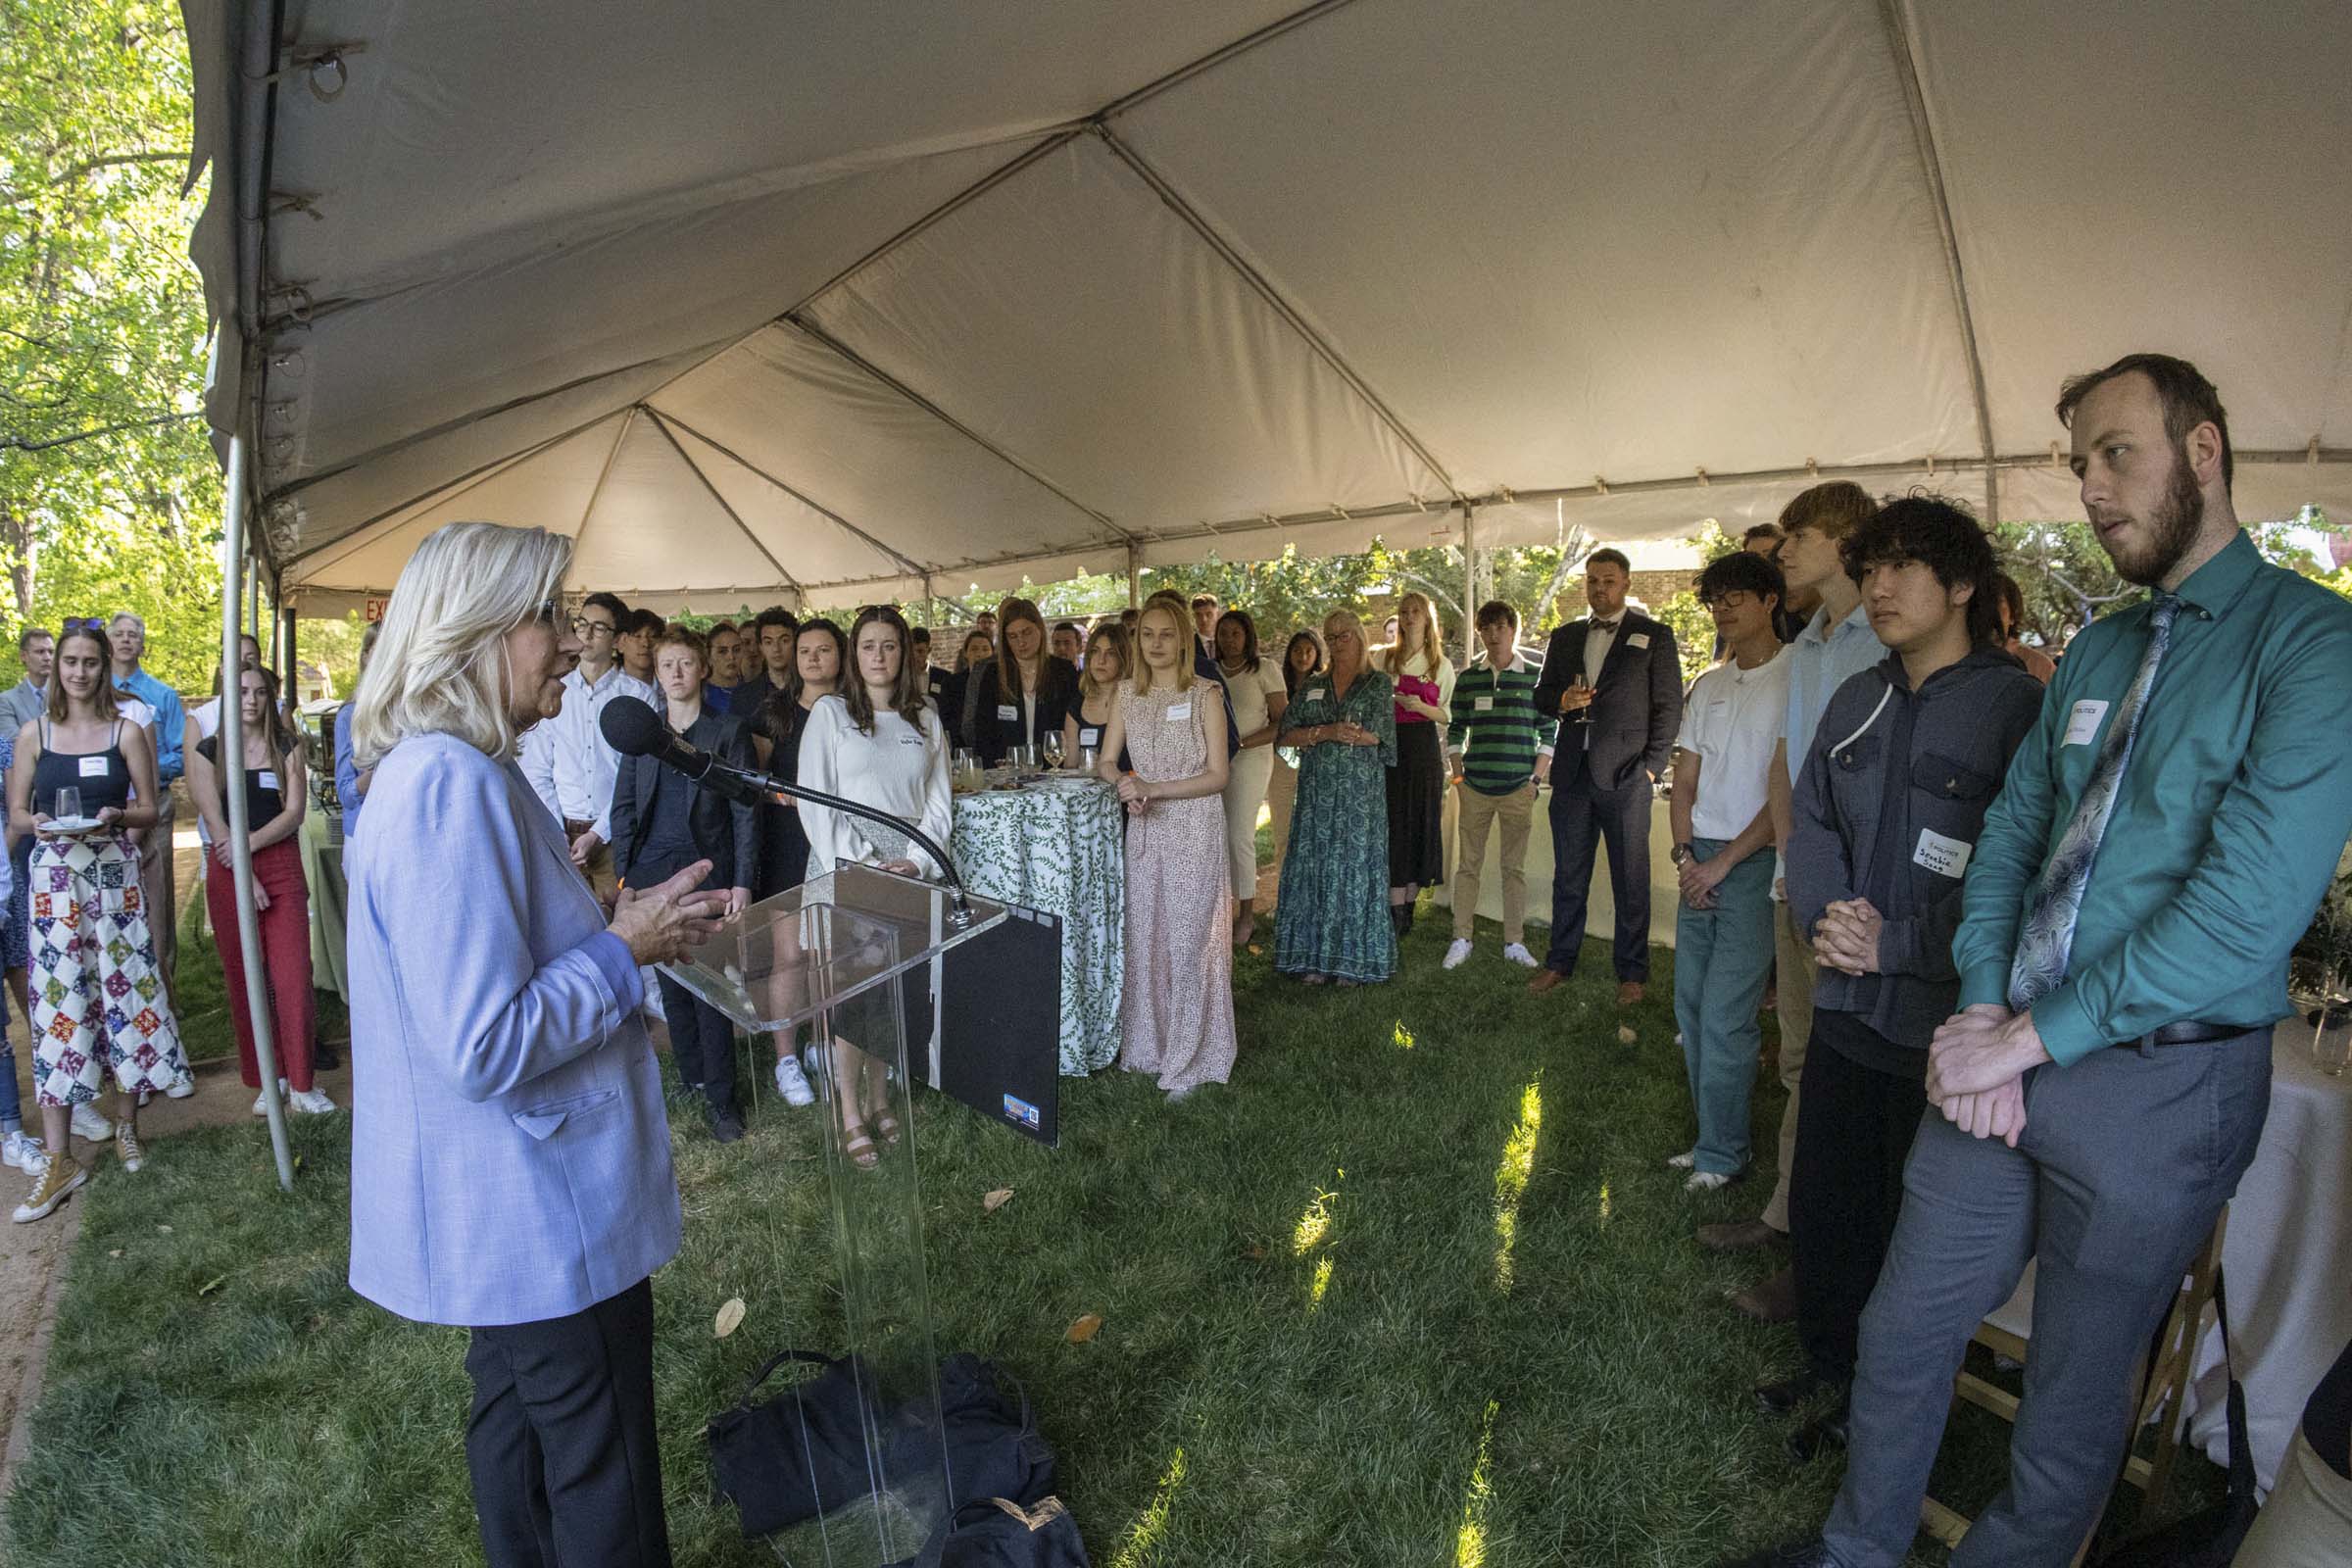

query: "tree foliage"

left=2, top=0, right=219, bottom=688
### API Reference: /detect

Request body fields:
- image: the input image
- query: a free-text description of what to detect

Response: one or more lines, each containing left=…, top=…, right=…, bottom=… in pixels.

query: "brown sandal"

left=841, top=1126, right=879, bottom=1169
left=874, top=1113, right=903, bottom=1147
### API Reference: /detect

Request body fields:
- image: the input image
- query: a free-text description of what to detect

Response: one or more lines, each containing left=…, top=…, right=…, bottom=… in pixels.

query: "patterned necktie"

left=2007, top=591, right=2181, bottom=1011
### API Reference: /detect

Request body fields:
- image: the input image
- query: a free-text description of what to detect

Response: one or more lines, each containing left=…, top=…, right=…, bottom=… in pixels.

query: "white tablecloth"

left=2185, top=1015, right=2352, bottom=1493
left=1430, top=787, right=1682, bottom=950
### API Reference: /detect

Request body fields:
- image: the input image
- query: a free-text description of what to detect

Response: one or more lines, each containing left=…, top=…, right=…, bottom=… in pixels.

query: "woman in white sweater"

left=793, top=605, right=951, bottom=1166
left=797, top=606, right=954, bottom=883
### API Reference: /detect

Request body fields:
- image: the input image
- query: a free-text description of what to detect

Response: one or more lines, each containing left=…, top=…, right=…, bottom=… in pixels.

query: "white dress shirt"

left=519, top=662, right=658, bottom=841
left=796, top=694, right=955, bottom=879
left=1582, top=614, right=1624, bottom=682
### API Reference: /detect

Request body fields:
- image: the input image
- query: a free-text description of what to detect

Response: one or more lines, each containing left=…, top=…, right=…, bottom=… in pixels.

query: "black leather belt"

left=2132, top=1020, right=2256, bottom=1049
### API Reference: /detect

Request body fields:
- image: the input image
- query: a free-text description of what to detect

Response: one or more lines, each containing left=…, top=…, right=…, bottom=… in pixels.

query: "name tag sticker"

left=997, top=704, right=1019, bottom=721
left=1914, top=827, right=1974, bottom=879
left=1473, top=696, right=1494, bottom=712
left=77, top=756, right=108, bottom=778
left=1079, top=727, right=1101, bottom=747
left=1304, top=686, right=1327, bottom=703
left=1166, top=702, right=1192, bottom=720
left=258, top=771, right=280, bottom=792
left=2063, top=700, right=2109, bottom=747
left=1627, top=633, right=1650, bottom=650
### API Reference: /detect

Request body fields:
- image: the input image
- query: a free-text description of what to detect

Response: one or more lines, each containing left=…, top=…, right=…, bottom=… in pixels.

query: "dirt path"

left=0, top=822, right=351, bottom=1501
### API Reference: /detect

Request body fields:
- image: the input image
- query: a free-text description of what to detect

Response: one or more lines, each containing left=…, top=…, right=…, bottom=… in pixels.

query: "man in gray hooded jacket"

left=1760, top=495, right=2045, bottom=1459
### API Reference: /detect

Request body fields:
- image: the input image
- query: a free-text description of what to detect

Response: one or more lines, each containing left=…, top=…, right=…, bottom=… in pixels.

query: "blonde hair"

left=1129, top=602, right=1196, bottom=696
left=349, top=521, right=570, bottom=768
left=1378, top=591, right=1444, bottom=679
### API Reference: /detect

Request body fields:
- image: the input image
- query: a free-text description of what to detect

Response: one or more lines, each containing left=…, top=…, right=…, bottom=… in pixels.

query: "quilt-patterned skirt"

left=28, top=831, right=191, bottom=1106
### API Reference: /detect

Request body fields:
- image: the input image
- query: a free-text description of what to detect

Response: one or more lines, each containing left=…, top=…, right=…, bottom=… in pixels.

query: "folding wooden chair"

left=1919, top=1207, right=2229, bottom=1566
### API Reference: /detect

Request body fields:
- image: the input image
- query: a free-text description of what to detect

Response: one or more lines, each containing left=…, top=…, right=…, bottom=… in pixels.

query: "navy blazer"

left=958, top=657, right=1080, bottom=765
left=607, top=707, right=760, bottom=892
left=1532, top=611, right=1683, bottom=789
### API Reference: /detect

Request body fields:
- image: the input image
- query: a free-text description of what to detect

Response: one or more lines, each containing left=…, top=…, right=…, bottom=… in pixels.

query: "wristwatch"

left=1671, top=842, right=1695, bottom=865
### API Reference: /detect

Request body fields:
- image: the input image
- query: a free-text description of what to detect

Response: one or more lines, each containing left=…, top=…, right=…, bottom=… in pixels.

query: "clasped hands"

left=1925, top=1003, right=2051, bottom=1149
left=609, top=859, right=737, bottom=966
left=1810, top=898, right=1884, bottom=976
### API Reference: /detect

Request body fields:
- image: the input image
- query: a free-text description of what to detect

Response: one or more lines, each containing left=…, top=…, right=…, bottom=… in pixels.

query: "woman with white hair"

left=343, top=520, right=725, bottom=1568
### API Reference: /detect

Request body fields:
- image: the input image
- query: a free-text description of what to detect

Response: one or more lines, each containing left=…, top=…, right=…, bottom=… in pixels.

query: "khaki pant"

left=1450, top=781, right=1538, bottom=945
left=2233, top=1429, right=2352, bottom=1568
left=1264, top=755, right=1300, bottom=873
left=1761, top=895, right=1817, bottom=1233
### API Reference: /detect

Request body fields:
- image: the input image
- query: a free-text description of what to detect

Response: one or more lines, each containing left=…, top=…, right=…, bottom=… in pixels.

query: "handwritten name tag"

left=258, top=771, right=280, bottom=792
left=1166, top=702, right=1192, bottom=720
left=78, top=756, right=108, bottom=778
left=1079, top=726, right=1102, bottom=747
left=2063, top=700, right=2108, bottom=747
left=997, top=704, right=1019, bottom=722
left=1473, top=696, right=1494, bottom=712
left=1627, top=633, right=1650, bottom=650
left=1304, top=687, right=1327, bottom=703
left=1914, top=826, right=1974, bottom=879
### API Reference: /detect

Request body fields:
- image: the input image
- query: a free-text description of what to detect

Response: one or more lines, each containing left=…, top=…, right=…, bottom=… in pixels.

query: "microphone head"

left=599, top=695, right=664, bottom=758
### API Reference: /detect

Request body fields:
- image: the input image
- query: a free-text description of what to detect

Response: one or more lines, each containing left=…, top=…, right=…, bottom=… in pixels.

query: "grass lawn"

left=5, top=909, right=2211, bottom=1566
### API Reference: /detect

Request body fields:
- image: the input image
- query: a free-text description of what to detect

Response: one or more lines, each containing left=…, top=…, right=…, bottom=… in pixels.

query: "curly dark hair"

left=1839, top=492, right=2003, bottom=647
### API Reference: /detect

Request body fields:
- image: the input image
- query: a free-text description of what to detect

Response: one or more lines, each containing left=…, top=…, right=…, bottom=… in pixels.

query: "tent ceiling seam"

left=783, top=315, right=1142, bottom=549
left=1877, top=0, right=1997, bottom=523
left=641, top=408, right=803, bottom=591
left=1095, top=0, right=1363, bottom=122
left=1092, top=122, right=1464, bottom=503
left=642, top=407, right=939, bottom=581
left=570, top=407, right=637, bottom=563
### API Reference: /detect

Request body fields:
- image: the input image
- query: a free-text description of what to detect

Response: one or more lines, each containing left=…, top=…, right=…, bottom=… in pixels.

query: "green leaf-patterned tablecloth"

left=952, top=778, right=1125, bottom=1074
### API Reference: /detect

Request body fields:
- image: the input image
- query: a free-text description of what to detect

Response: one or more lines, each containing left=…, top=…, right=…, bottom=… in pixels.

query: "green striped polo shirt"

left=1446, top=654, right=1549, bottom=795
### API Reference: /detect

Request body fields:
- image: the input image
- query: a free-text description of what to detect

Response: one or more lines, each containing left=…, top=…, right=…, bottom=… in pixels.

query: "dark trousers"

left=465, top=1277, right=671, bottom=1568
left=1542, top=763, right=1651, bottom=981
left=1789, top=1013, right=1928, bottom=1383
left=1824, top=1029, right=2273, bottom=1567
left=656, top=972, right=736, bottom=1108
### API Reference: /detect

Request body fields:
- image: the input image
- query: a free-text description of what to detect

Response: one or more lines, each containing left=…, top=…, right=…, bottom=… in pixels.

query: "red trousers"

left=202, top=838, right=317, bottom=1092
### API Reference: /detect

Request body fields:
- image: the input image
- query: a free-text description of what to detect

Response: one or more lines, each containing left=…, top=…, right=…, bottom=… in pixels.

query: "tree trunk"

left=0, top=501, right=36, bottom=622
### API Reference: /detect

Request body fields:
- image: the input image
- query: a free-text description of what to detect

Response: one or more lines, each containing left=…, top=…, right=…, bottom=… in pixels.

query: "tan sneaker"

left=115, top=1122, right=145, bottom=1174
left=13, top=1158, right=86, bottom=1223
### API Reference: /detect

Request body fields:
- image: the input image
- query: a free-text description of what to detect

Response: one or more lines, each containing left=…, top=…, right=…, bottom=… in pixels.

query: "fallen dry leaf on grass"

left=1065, top=1313, right=1103, bottom=1344
left=983, top=1189, right=1014, bottom=1213
left=1616, top=1024, right=1638, bottom=1045
left=1243, top=1245, right=1267, bottom=1261
left=714, top=1298, right=747, bottom=1339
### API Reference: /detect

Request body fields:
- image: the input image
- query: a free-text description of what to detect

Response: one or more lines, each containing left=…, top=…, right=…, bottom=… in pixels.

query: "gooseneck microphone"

left=598, top=696, right=971, bottom=924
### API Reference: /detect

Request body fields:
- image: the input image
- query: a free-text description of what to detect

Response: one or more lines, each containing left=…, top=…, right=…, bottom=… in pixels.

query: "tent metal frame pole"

left=1092, top=123, right=1464, bottom=505
left=1127, top=543, right=1143, bottom=609
left=648, top=410, right=936, bottom=586
left=640, top=408, right=804, bottom=597
left=569, top=408, right=636, bottom=564
left=1876, top=0, right=1997, bottom=524
left=220, top=434, right=297, bottom=1193
left=784, top=316, right=1142, bottom=551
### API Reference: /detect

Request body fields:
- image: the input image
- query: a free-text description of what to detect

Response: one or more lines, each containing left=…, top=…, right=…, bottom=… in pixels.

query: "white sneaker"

left=1500, top=943, right=1540, bottom=968
left=1685, top=1170, right=1732, bottom=1193
left=2, top=1131, right=45, bottom=1173
left=772, top=1055, right=815, bottom=1108
left=1442, top=939, right=1474, bottom=970
left=164, top=1077, right=195, bottom=1100
left=70, top=1103, right=113, bottom=1145
left=287, top=1088, right=338, bottom=1115
left=252, top=1080, right=289, bottom=1117
left=1665, top=1149, right=1696, bottom=1170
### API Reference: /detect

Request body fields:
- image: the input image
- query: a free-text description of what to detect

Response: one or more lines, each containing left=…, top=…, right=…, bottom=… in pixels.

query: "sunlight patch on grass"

left=1492, top=1076, right=1542, bottom=1293
left=1110, top=1446, right=1186, bottom=1568
left=1292, top=1174, right=1341, bottom=1256
left=1597, top=1180, right=1612, bottom=1225
left=1453, top=1399, right=1499, bottom=1567
left=1394, top=1019, right=1415, bottom=1050
left=1308, top=1254, right=1335, bottom=1313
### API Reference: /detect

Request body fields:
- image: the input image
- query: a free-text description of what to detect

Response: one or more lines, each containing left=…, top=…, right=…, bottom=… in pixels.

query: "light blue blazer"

left=346, top=731, right=681, bottom=1327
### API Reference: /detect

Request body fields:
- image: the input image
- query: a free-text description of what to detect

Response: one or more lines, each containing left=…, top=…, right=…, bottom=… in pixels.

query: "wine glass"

left=1042, top=732, right=1065, bottom=771
left=54, top=786, right=81, bottom=825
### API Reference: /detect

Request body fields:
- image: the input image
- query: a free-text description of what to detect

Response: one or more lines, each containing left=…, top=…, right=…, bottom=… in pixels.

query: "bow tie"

left=1591, top=619, right=1619, bottom=633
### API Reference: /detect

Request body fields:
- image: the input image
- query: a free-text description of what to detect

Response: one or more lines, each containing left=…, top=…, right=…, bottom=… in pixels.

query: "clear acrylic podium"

left=662, top=863, right=1059, bottom=1564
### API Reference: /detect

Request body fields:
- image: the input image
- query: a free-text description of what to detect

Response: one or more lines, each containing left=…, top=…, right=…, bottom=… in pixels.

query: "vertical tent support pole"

left=222, top=435, right=296, bottom=1193
left=1126, top=544, right=1142, bottom=610
left=1460, top=504, right=1479, bottom=662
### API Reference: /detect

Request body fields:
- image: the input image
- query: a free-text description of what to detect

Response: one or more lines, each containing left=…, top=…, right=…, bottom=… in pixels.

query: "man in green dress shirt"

left=1729, top=355, right=2352, bottom=1568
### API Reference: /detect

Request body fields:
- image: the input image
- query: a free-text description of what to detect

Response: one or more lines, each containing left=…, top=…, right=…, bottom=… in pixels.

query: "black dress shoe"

left=1717, top=1542, right=1844, bottom=1568
left=1753, top=1368, right=1839, bottom=1416
left=706, top=1100, right=746, bottom=1144
left=1785, top=1399, right=1851, bottom=1462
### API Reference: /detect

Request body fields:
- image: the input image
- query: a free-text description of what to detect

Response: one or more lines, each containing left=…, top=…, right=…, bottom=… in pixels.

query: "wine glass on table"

left=1042, top=732, right=1065, bottom=772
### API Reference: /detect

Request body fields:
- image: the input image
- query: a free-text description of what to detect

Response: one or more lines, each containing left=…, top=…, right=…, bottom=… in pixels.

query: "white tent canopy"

left=184, top=0, right=2352, bottom=613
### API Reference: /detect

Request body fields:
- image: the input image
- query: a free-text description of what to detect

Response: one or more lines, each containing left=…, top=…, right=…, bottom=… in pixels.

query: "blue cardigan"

left=346, top=731, right=680, bottom=1326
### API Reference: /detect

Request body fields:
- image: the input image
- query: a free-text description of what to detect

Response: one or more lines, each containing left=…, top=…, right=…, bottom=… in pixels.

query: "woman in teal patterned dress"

left=1273, top=610, right=1397, bottom=984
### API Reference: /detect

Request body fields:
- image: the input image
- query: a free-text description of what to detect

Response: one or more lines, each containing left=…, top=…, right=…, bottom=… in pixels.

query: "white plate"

left=41, top=815, right=103, bottom=834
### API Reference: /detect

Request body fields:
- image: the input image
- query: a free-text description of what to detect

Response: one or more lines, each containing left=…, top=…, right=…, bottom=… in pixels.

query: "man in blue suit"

left=1529, top=549, right=1683, bottom=1006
